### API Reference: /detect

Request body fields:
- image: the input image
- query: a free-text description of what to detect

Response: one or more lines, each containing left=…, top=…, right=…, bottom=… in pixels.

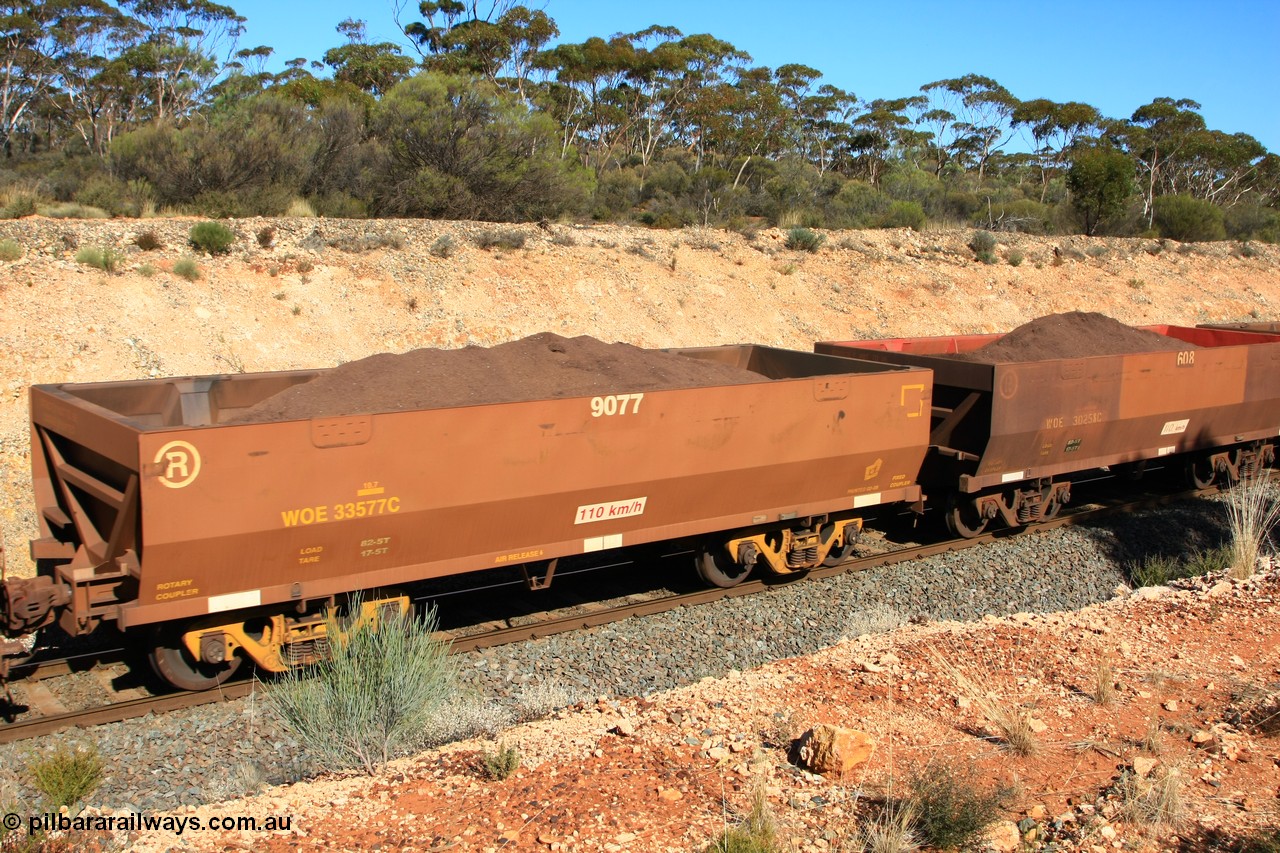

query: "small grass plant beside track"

left=1224, top=474, right=1280, bottom=579
left=28, top=742, right=104, bottom=810
left=266, top=596, right=457, bottom=774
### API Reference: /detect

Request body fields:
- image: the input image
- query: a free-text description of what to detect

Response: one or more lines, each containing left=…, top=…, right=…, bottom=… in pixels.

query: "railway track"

left=0, top=479, right=1223, bottom=744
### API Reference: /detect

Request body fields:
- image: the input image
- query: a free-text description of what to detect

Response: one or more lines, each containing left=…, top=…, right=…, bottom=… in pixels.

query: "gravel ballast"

left=0, top=497, right=1230, bottom=811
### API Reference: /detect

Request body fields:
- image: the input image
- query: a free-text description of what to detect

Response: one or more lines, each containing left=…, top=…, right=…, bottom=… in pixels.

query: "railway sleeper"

left=179, top=592, right=411, bottom=676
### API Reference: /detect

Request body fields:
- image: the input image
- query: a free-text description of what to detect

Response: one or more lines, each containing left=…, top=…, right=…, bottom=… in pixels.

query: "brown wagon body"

left=816, top=326, right=1280, bottom=534
left=16, top=346, right=930, bottom=651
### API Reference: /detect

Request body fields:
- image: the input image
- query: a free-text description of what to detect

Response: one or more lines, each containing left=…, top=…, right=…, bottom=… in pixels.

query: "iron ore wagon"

left=1, top=344, right=931, bottom=689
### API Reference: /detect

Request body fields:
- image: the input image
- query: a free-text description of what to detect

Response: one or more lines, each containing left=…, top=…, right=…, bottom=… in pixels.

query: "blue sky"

left=228, top=0, right=1280, bottom=152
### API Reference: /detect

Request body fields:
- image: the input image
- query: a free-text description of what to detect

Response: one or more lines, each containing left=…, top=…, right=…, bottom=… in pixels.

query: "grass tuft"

left=0, top=238, right=22, bottom=261
left=929, top=649, right=1039, bottom=755
left=1094, top=656, right=1117, bottom=706
left=173, top=257, right=201, bottom=281
left=705, top=786, right=778, bottom=853
left=74, top=246, right=124, bottom=274
left=266, top=595, right=457, bottom=774
left=849, top=800, right=919, bottom=853
left=1117, top=764, right=1183, bottom=828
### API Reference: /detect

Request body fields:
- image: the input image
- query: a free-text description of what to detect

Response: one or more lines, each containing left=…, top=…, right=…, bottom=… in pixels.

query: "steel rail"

left=0, top=482, right=1222, bottom=744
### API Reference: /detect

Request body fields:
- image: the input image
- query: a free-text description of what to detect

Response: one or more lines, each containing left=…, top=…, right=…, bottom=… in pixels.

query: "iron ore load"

left=1, top=334, right=931, bottom=689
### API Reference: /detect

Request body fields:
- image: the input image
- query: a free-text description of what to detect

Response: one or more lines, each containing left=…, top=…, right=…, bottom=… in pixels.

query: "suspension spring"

left=787, top=545, right=819, bottom=568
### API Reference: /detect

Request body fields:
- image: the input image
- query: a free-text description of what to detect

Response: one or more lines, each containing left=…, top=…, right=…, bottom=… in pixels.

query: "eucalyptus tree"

left=1065, top=144, right=1135, bottom=235
left=1114, top=97, right=1206, bottom=226
left=115, top=0, right=245, bottom=121
left=0, top=0, right=123, bottom=154
left=1011, top=98, right=1102, bottom=201
left=395, top=0, right=558, bottom=102
left=847, top=96, right=924, bottom=185
left=323, top=18, right=414, bottom=97
left=920, top=74, right=1019, bottom=185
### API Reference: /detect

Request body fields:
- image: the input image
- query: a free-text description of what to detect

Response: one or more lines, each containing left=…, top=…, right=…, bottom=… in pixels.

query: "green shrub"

left=29, top=743, right=104, bottom=809
left=173, top=257, right=201, bottom=281
left=906, top=760, right=1010, bottom=851
left=968, top=230, right=997, bottom=256
left=136, top=263, right=157, bottom=278
left=0, top=238, right=22, bottom=261
left=1225, top=203, right=1280, bottom=243
left=877, top=200, right=926, bottom=231
left=266, top=596, right=457, bottom=774
left=1130, top=553, right=1181, bottom=587
left=1006, top=248, right=1024, bottom=267
left=75, top=173, right=132, bottom=216
left=474, top=228, right=526, bottom=251
left=480, top=742, right=520, bottom=780
left=188, top=220, right=236, bottom=255
left=430, top=234, right=457, bottom=258
left=1185, top=544, right=1232, bottom=576
left=784, top=226, right=824, bottom=252
left=1153, top=194, right=1226, bottom=242
left=75, top=246, right=125, bottom=274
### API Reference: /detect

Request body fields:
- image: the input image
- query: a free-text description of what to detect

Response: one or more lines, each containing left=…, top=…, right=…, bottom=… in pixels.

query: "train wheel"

left=1187, top=456, right=1218, bottom=490
left=945, top=497, right=989, bottom=539
left=148, top=624, right=242, bottom=691
left=696, top=544, right=752, bottom=588
left=821, top=538, right=858, bottom=567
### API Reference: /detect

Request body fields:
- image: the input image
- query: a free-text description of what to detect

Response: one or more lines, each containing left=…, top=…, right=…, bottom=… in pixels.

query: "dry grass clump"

left=1223, top=475, right=1280, bottom=579
left=849, top=801, right=919, bottom=853
left=1117, top=764, right=1183, bottom=828
left=1094, top=655, right=1117, bottom=706
left=928, top=649, right=1040, bottom=756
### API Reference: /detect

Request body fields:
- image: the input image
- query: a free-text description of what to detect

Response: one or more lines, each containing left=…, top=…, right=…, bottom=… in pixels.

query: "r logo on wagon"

left=154, top=440, right=201, bottom=489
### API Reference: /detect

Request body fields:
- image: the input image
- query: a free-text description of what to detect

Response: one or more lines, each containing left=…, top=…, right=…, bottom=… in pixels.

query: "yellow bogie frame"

left=181, top=593, right=411, bottom=673
left=726, top=517, right=862, bottom=575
